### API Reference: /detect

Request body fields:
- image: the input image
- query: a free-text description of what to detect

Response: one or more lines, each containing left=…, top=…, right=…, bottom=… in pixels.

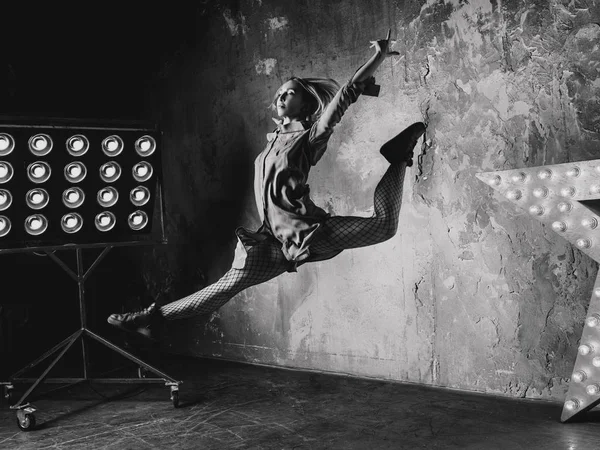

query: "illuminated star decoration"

left=476, top=160, right=600, bottom=423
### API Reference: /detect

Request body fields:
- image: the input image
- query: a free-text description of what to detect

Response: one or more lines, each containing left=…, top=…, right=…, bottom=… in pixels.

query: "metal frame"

left=1, top=179, right=181, bottom=430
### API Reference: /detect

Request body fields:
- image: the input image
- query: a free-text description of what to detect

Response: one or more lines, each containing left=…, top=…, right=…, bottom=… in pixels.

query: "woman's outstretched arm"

left=351, top=29, right=399, bottom=84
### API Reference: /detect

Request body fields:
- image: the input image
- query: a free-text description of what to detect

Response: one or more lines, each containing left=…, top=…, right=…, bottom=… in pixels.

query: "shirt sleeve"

left=306, top=80, right=368, bottom=166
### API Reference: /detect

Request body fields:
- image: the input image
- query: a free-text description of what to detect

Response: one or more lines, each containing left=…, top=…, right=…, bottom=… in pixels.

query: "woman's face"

left=275, top=80, right=307, bottom=121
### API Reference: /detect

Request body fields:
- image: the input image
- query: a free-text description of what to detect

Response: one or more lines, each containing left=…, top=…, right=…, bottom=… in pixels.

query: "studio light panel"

left=0, top=125, right=163, bottom=248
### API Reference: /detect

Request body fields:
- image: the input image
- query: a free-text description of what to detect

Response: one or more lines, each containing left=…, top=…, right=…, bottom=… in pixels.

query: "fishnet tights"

left=160, top=162, right=407, bottom=320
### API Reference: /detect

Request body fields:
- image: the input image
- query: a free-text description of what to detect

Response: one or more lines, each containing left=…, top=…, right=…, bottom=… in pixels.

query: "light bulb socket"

left=533, top=187, right=548, bottom=198
left=66, top=134, right=90, bottom=157
left=132, top=162, right=153, bottom=182
left=25, top=188, right=49, bottom=210
left=97, top=187, right=119, bottom=208
left=101, top=135, right=124, bottom=157
left=0, top=133, right=15, bottom=156
left=26, top=161, right=51, bottom=184
left=0, top=215, right=11, bottom=237
left=128, top=210, right=149, bottom=230
left=506, top=189, right=522, bottom=200
left=537, top=169, right=552, bottom=180
left=578, top=344, right=593, bottom=356
left=557, top=202, right=573, bottom=213
left=134, top=135, right=156, bottom=157
left=552, top=221, right=568, bottom=233
left=28, top=133, right=53, bottom=156
left=0, top=189, right=12, bottom=211
left=511, top=172, right=527, bottom=183
left=24, top=214, right=48, bottom=236
left=95, top=211, right=116, bottom=232
left=528, top=205, right=544, bottom=216
left=567, top=166, right=581, bottom=177
left=572, top=370, right=588, bottom=383
left=64, top=162, right=87, bottom=183
left=130, top=186, right=150, bottom=206
left=576, top=238, right=592, bottom=249
left=62, top=187, right=85, bottom=209
left=565, top=399, right=580, bottom=411
left=560, top=186, right=576, bottom=197
left=61, top=213, right=83, bottom=234
left=582, top=217, right=598, bottom=230
left=99, top=162, right=122, bottom=183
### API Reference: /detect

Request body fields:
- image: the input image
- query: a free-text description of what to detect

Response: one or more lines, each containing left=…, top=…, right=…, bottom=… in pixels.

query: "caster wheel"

left=171, top=390, right=179, bottom=408
left=16, top=413, right=36, bottom=431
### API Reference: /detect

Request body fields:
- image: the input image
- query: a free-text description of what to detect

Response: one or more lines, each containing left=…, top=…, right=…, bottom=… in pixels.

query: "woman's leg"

left=160, top=239, right=289, bottom=320
left=309, top=161, right=408, bottom=254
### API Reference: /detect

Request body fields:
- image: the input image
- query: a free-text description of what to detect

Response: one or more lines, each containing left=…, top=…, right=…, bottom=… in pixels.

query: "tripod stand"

left=1, top=243, right=181, bottom=431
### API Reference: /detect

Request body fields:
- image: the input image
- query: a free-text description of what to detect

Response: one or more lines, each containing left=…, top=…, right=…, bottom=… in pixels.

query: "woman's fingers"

left=386, top=28, right=391, bottom=41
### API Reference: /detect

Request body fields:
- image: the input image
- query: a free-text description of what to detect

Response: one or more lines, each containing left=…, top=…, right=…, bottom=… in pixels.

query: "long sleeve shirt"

left=233, top=79, right=367, bottom=272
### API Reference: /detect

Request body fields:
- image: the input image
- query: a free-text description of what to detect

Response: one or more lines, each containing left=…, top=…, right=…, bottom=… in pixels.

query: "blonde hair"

left=271, top=77, right=340, bottom=120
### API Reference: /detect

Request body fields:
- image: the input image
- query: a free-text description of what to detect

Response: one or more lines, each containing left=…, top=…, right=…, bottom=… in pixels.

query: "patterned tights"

left=160, top=162, right=407, bottom=320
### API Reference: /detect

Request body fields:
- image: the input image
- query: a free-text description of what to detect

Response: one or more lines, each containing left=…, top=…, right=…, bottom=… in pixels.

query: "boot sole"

left=380, top=122, right=426, bottom=165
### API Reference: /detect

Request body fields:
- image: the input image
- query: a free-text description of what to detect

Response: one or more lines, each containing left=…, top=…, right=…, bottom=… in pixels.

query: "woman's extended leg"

left=107, top=238, right=290, bottom=337
left=309, top=162, right=407, bottom=253
left=309, top=122, right=425, bottom=254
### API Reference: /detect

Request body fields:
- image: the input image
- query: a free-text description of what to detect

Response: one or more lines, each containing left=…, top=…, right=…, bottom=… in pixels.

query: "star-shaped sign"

left=477, top=160, right=600, bottom=423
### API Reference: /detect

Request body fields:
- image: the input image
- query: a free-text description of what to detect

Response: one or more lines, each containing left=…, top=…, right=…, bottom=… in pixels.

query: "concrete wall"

left=143, top=0, right=600, bottom=402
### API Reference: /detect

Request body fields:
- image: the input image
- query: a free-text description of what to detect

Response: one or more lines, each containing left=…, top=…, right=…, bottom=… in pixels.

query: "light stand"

left=0, top=118, right=181, bottom=431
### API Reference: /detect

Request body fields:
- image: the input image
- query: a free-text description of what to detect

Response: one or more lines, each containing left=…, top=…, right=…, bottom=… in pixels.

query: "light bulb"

left=576, top=238, right=592, bottom=249
left=69, top=192, right=79, bottom=202
left=34, top=137, right=46, bottom=150
left=34, top=166, right=45, bottom=177
left=552, top=221, right=567, bottom=232
left=572, top=370, right=588, bottom=383
left=105, top=166, right=116, bottom=177
left=537, top=169, right=552, bottom=180
left=557, top=202, right=572, bottom=213
left=586, top=384, right=600, bottom=395
left=595, top=287, right=600, bottom=297
left=565, top=399, right=580, bottom=411
left=512, top=172, right=527, bottom=183
left=140, top=140, right=151, bottom=151
left=533, top=187, right=548, bottom=198
left=31, top=219, right=42, bottom=230
left=529, top=205, right=544, bottom=216
left=561, top=186, right=576, bottom=197
left=488, top=175, right=501, bottom=186
left=0, top=137, right=8, bottom=151
left=0, top=219, right=5, bottom=230
left=582, top=217, right=598, bottom=229
left=0, top=166, right=7, bottom=178
left=72, top=139, right=83, bottom=151
left=103, top=192, right=113, bottom=201
left=0, top=193, right=5, bottom=205
left=587, top=314, right=600, bottom=327
left=506, top=189, right=522, bottom=200
left=579, top=344, right=593, bottom=356
left=137, top=166, right=148, bottom=176
left=70, top=166, right=81, bottom=177
left=100, top=216, right=110, bottom=226
left=32, top=193, right=43, bottom=204
left=593, top=357, right=600, bottom=367
left=107, top=140, right=118, bottom=151
left=567, top=167, right=581, bottom=177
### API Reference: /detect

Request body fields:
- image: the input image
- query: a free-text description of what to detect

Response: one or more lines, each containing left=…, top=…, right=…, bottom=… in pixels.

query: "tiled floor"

left=1, top=354, right=599, bottom=449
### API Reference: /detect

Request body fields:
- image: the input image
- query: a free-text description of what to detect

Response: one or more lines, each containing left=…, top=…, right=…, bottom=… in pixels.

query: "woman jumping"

left=108, top=30, right=426, bottom=339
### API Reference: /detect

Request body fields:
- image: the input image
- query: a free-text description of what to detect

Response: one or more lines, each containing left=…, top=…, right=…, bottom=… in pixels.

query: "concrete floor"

left=1, top=353, right=599, bottom=450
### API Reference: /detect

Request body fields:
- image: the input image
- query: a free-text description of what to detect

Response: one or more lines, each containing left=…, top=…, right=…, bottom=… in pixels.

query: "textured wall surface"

left=144, top=0, right=600, bottom=402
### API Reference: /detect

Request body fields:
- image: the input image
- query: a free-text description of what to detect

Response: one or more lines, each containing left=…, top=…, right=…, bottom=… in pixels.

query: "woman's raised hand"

left=370, top=29, right=400, bottom=58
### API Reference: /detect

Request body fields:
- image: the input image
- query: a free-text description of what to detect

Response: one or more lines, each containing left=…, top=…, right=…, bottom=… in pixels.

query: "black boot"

left=380, top=122, right=426, bottom=166
left=107, top=302, right=165, bottom=341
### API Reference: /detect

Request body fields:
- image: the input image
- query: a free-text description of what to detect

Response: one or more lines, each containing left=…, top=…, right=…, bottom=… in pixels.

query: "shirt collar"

left=272, top=118, right=312, bottom=133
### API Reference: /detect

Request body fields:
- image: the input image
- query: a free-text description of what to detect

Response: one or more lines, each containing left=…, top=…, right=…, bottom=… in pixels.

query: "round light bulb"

left=565, top=399, right=580, bottom=411
left=561, top=186, right=576, bottom=197
left=582, top=217, right=598, bottom=230
left=586, top=384, right=600, bottom=395
left=512, top=172, right=527, bottom=183
left=32, top=193, right=43, bottom=204
left=577, top=238, right=592, bottom=249
left=0, top=193, right=5, bottom=205
left=105, top=166, right=116, bottom=177
left=572, top=370, right=588, bottom=383
left=34, top=137, right=47, bottom=150
left=567, top=167, right=581, bottom=177
left=586, top=314, right=600, bottom=328
left=72, top=139, right=84, bottom=151
left=552, top=221, right=567, bottom=233
left=488, top=175, right=501, bottom=186
left=70, top=166, right=81, bottom=177
left=133, top=214, right=143, bottom=225
left=0, top=166, right=7, bottom=178
left=533, top=187, right=548, bottom=198
left=67, top=217, right=77, bottom=228
left=100, top=216, right=110, bottom=226
left=135, top=191, right=145, bottom=200
left=102, top=192, right=113, bottom=201
left=538, top=169, right=552, bottom=180
left=0, top=219, right=5, bottom=231
left=140, top=140, right=151, bottom=151
left=30, top=219, right=42, bottom=230
left=107, top=140, right=118, bottom=151
left=579, top=344, right=593, bottom=356
left=68, top=192, right=79, bottom=202
left=529, top=205, right=544, bottom=216
left=137, top=166, right=148, bottom=176
left=593, top=357, right=600, bottom=368
left=557, top=202, right=572, bottom=213
left=34, top=166, right=45, bottom=177
left=0, top=137, right=8, bottom=151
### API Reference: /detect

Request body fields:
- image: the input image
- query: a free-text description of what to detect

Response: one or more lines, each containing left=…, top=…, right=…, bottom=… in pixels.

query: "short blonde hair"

left=271, top=77, right=340, bottom=120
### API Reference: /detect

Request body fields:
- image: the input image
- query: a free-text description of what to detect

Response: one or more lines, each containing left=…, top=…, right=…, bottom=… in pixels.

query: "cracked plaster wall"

left=144, top=0, right=600, bottom=402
